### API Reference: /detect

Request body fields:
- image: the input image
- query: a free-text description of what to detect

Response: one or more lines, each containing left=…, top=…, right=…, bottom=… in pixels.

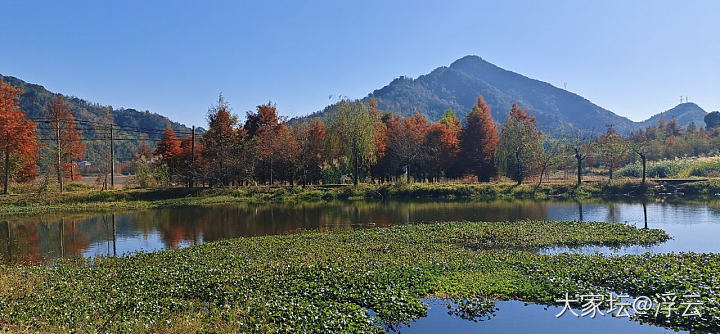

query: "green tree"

left=705, top=111, right=720, bottom=130
left=328, top=100, right=377, bottom=186
left=596, top=125, right=628, bottom=180
left=496, top=104, right=542, bottom=185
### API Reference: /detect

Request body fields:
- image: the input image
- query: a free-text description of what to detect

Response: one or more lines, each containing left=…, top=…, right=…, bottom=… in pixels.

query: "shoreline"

left=2, top=180, right=719, bottom=217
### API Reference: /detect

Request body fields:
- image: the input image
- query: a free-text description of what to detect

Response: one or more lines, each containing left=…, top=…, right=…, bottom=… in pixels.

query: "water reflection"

left=388, top=299, right=683, bottom=334
left=2, top=199, right=720, bottom=264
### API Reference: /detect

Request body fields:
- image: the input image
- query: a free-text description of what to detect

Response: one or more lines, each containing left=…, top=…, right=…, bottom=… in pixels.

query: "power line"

left=34, top=117, right=195, bottom=130
left=26, top=118, right=195, bottom=135
left=2, top=123, right=194, bottom=136
left=36, top=138, right=167, bottom=142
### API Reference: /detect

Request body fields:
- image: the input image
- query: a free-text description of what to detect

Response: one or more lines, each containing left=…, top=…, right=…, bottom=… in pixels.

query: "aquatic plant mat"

left=1, top=220, right=717, bottom=333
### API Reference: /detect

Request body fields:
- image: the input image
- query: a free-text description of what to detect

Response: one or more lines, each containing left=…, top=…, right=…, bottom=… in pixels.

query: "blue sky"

left=1, top=0, right=718, bottom=127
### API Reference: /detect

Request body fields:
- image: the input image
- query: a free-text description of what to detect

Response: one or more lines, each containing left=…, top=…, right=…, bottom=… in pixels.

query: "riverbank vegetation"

left=2, top=180, right=720, bottom=217
left=618, top=156, right=720, bottom=178
left=3, top=220, right=718, bottom=333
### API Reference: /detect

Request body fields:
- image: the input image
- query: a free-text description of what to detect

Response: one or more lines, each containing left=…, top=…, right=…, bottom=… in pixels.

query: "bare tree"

left=536, top=135, right=563, bottom=186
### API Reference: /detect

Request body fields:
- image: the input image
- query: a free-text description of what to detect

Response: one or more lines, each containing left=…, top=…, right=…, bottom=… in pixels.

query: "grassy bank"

left=3, top=220, right=718, bottom=332
left=2, top=180, right=720, bottom=217
left=618, top=156, right=720, bottom=178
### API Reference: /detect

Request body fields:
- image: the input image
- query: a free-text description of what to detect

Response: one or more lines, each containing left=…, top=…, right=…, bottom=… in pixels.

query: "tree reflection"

left=1, top=199, right=648, bottom=265
left=577, top=201, right=584, bottom=221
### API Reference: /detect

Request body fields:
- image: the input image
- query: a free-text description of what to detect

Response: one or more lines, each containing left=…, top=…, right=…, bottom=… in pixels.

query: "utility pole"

left=190, top=125, right=195, bottom=188
left=56, top=116, right=63, bottom=193
left=110, top=123, right=115, bottom=189
left=3, top=131, right=9, bottom=195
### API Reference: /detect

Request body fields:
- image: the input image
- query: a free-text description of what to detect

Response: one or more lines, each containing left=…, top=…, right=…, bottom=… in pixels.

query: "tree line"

left=147, top=94, right=720, bottom=188
left=3, top=76, right=720, bottom=193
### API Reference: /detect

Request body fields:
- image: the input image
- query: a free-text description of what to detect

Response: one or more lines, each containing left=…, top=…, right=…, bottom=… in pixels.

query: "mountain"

left=0, top=74, right=202, bottom=162
left=307, top=55, right=638, bottom=135
left=640, top=103, right=707, bottom=128
left=307, top=56, right=715, bottom=135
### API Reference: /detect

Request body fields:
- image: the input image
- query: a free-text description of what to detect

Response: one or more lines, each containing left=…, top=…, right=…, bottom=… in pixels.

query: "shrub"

left=682, top=159, right=720, bottom=177
left=617, top=159, right=693, bottom=178
left=64, top=182, right=98, bottom=192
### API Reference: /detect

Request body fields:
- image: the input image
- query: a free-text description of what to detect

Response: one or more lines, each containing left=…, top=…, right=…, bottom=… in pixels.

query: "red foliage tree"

left=202, top=94, right=238, bottom=186
left=509, top=103, right=535, bottom=125
left=155, top=126, right=183, bottom=174
left=47, top=95, right=86, bottom=186
left=0, top=79, right=39, bottom=193
left=271, top=123, right=300, bottom=184
left=367, top=98, right=392, bottom=183
left=460, top=95, right=499, bottom=182
left=244, top=103, right=279, bottom=137
left=664, top=119, right=683, bottom=137
left=293, top=119, right=327, bottom=185
left=245, top=103, right=299, bottom=185
left=386, top=112, right=429, bottom=182
left=425, top=109, right=462, bottom=180
left=179, top=134, right=203, bottom=187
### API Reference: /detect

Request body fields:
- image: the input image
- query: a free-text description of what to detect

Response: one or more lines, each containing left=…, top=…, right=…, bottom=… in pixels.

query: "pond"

left=2, top=199, right=719, bottom=264
left=1, top=198, right=717, bottom=333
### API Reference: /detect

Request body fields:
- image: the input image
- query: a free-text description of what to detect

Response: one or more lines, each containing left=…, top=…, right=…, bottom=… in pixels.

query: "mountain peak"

left=448, top=55, right=500, bottom=73
left=672, top=102, right=702, bottom=110
left=449, top=55, right=484, bottom=67
left=360, top=55, right=635, bottom=134
left=641, top=102, right=707, bottom=128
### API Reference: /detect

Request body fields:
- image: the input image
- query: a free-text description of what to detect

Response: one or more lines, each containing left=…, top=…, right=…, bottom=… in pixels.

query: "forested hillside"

left=0, top=74, right=201, bottom=162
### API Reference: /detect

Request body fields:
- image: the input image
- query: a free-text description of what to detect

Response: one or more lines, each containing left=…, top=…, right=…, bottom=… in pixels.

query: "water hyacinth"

left=0, top=220, right=717, bottom=332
